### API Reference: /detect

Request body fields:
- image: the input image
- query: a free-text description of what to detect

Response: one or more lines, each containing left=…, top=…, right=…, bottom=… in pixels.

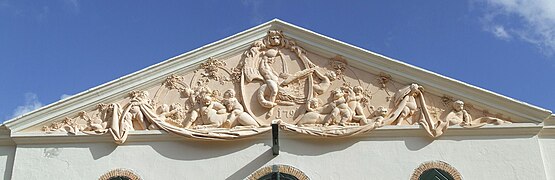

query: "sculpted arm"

left=212, top=102, right=227, bottom=114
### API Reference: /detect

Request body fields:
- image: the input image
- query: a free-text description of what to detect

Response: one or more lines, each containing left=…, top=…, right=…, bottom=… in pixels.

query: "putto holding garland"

left=40, top=30, right=513, bottom=143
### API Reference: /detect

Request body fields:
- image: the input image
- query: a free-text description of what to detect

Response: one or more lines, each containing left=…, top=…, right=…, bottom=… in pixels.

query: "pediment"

left=4, top=19, right=552, bottom=144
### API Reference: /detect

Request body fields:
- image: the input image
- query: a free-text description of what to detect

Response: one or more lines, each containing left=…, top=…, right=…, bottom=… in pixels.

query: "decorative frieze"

left=40, top=30, right=512, bottom=144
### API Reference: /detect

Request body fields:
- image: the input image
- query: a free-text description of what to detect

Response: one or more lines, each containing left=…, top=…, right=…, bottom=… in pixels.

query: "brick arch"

left=248, top=164, right=309, bottom=180
left=410, top=161, right=462, bottom=180
left=99, top=168, right=141, bottom=180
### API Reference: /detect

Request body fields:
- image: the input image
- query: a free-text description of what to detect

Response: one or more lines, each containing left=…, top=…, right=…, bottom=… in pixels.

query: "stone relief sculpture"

left=383, top=84, right=436, bottom=136
left=433, top=100, right=511, bottom=137
left=40, top=30, right=515, bottom=143
left=367, top=106, right=388, bottom=127
left=242, top=30, right=317, bottom=116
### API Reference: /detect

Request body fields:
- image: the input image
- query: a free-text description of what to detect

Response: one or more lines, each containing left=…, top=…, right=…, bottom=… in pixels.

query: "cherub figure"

left=159, top=103, right=186, bottom=127
left=221, top=89, right=259, bottom=128
left=313, top=70, right=336, bottom=95
left=385, top=84, right=420, bottom=125
left=281, top=68, right=337, bottom=95
left=194, top=94, right=228, bottom=129
left=296, top=98, right=328, bottom=126
left=365, top=106, right=388, bottom=126
left=330, top=88, right=352, bottom=126
left=222, top=89, right=243, bottom=127
left=384, top=83, right=435, bottom=136
left=434, top=100, right=511, bottom=137
left=86, top=112, right=109, bottom=133
left=347, top=86, right=365, bottom=117
left=444, top=100, right=471, bottom=126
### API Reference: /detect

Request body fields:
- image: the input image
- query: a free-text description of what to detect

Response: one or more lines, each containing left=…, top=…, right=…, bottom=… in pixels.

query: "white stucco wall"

left=0, top=145, right=15, bottom=180
left=9, top=133, right=547, bottom=180
left=539, top=136, right=555, bottom=180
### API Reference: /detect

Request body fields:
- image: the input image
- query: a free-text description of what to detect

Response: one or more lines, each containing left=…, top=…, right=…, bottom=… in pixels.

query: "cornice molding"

left=3, top=19, right=551, bottom=138
left=271, top=20, right=551, bottom=123
left=9, top=123, right=541, bottom=145
left=3, top=21, right=275, bottom=132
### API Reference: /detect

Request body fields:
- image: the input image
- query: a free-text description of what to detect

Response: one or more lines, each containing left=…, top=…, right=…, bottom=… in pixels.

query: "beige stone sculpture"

left=243, top=30, right=317, bottom=116
left=43, top=111, right=91, bottom=134
left=82, top=110, right=109, bottom=134
left=222, top=89, right=259, bottom=128
left=158, top=103, right=187, bottom=127
left=330, top=88, right=352, bottom=126
left=39, top=30, right=515, bottom=143
left=366, top=106, right=388, bottom=127
left=295, top=98, right=329, bottom=127
left=385, top=83, right=436, bottom=136
left=433, top=100, right=511, bottom=137
left=150, top=84, right=269, bottom=141
left=312, top=70, right=336, bottom=95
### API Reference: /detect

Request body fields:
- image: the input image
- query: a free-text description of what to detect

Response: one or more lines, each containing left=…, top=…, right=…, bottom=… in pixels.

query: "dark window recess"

left=258, top=172, right=299, bottom=180
left=108, top=176, right=131, bottom=180
left=419, top=168, right=454, bottom=180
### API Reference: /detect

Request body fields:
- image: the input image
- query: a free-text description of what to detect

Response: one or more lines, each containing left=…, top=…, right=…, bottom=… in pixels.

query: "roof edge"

left=269, top=19, right=552, bottom=122
left=3, top=19, right=551, bottom=133
left=3, top=19, right=276, bottom=132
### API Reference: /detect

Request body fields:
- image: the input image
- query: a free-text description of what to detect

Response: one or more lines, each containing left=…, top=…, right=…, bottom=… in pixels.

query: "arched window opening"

left=248, top=164, right=309, bottom=180
left=99, top=169, right=141, bottom=180
left=410, top=161, right=462, bottom=180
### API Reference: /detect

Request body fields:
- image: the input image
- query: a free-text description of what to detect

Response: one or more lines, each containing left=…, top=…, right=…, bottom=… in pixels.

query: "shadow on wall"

left=12, top=138, right=272, bottom=161
left=278, top=135, right=435, bottom=155
left=89, top=143, right=119, bottom=160
left=226, top=149, right=275, bottom=180
left=0, top=146, right=15, bottom=180
left=144, top=138, right=271, bottom=161
left=404, top=137, right=434, bottom=151
left=278, top=134, right=537, bottom=155
left=403, top=134, right=537, bottom=151
left=20, top=133, right=537, bottom=162
left=279, top=136, right=362, bottom=156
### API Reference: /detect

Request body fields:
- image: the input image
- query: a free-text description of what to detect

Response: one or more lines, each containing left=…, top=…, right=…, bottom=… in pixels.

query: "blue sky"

left=1, top=0, right=554, bottom=122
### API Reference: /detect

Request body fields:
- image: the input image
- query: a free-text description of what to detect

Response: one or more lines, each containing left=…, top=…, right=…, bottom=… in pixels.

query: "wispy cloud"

left=1, top=0, right=79, bottom=21
left=60, top=94, right=72, bottom=100
left=11, top=93, right=43, bottom=118
left=0, top=0, right=22, bottom=17
left=37, top=6, right=50, bottom=22
left=62, top=0, right=79, bottom=13
left=241, top=0, right=263, bottom=24
left=479, top=0, right=555, bottom=55
left=489, top=25, right=511, bottom=40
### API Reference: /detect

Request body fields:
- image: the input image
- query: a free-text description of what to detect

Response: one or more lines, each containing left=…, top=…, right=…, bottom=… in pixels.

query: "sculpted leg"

left=237, top=112, right=259, bottom=127
left=267, top=80, right=278, bottom=104
left=257, top=84, right=277, bottom=108
left=183, top=110, right=198, bottom=129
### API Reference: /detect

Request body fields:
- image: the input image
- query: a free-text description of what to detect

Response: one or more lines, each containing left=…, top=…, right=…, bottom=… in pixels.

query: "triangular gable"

left=4, top=19, right=552, bottom=144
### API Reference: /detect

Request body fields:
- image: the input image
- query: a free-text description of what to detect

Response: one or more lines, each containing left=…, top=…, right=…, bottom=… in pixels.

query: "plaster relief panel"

left=32, top=30, right=513, bottom=144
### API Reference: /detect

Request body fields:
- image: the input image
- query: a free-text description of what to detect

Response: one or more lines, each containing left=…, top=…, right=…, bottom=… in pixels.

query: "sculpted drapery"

left=41, top=30, right=512, bottom=144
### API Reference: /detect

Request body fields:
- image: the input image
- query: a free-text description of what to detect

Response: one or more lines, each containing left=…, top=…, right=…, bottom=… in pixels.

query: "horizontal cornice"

left=8, top=123, right=542, bottom=145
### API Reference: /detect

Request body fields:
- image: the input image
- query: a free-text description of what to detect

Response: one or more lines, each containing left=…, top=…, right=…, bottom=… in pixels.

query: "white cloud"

left=11, top=93, right=43, bottom=118
left=60, top=94, right=72, bottom=100
left=480, top=0, right=555, bottom=55
left=491, top=25, right=511, bottom=40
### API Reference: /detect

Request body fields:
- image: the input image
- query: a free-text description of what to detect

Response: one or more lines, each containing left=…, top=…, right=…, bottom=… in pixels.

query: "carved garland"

left=40, top=30, right=513, bottom=144
left=247, top=164, right=309, bottom=180
left=410, top=161, right=462, bottom=180
left=98, top=168, right=141, bottom=180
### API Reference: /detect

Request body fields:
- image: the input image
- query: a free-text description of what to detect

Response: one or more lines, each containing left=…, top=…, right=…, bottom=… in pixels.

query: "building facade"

left=1, top=20, right=554, bottom=180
